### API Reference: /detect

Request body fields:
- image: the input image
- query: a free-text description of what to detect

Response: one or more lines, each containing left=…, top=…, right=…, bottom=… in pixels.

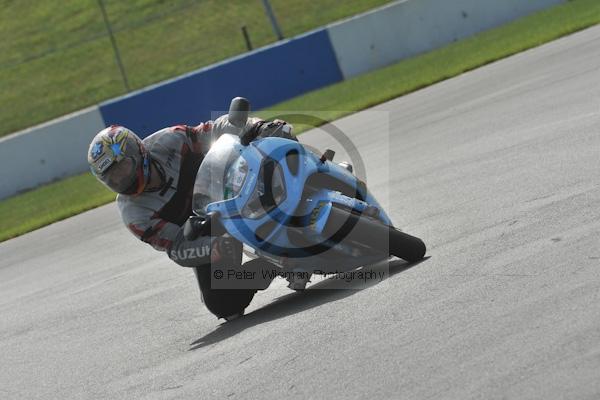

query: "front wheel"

left=323, top=206, right=426, bottom=262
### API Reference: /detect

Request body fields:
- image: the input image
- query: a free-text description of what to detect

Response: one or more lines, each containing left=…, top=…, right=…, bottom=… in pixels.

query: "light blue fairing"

left=194, top=134, right=392, bottom=273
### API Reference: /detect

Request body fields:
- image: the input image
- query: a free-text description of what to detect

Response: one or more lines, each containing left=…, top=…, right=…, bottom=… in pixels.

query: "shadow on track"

left=189, top=257, right=430, bottom=350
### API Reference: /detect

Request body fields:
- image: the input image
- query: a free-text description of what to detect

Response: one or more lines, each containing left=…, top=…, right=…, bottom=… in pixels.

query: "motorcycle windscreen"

left=192, top=134, right=248, bottom=215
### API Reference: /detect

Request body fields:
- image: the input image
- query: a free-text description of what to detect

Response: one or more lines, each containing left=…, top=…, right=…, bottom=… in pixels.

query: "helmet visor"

left=99, top=157, right=138, bottom=193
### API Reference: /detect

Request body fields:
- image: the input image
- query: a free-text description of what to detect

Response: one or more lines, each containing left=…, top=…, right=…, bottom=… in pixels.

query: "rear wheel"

left=388, top=227, right=426, bottom=262
left=324, top=206, right=426, bottom=262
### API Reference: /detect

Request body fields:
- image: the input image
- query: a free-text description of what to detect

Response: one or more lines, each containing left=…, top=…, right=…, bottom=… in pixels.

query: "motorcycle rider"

left=87, top=115, right=294, bottom=321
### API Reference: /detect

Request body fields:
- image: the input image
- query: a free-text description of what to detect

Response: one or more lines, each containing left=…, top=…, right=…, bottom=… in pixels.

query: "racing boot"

left=286, top=268, right=312, bottom=291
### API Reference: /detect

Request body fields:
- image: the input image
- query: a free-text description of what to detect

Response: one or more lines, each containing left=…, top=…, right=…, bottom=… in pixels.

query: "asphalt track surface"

left=2, top=26, right=600, bottom=399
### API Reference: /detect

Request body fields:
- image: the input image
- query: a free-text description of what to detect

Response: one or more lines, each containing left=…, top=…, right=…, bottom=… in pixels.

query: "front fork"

left=299, top=189, right=386, bottom=239
left=254, top=190, right=392, bottom=286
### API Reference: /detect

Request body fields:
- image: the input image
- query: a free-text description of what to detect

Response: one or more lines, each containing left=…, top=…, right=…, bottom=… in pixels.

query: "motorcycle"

left=184, top=97, right=426, bottom=290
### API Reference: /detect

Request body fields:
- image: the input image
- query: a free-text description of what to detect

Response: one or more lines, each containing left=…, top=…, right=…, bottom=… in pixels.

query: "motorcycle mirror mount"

left=320, top=149, right=335, bottom=163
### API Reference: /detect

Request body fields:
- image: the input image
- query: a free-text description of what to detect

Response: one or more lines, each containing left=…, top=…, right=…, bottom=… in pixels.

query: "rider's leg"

left=192, top=237, right=256, bottom=320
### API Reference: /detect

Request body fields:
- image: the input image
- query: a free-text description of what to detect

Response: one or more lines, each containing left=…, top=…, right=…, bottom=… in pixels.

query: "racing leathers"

left=116, top=115, right=293, bottom=318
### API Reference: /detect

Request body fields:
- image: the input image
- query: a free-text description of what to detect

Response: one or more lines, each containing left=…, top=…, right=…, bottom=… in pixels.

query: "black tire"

left=323, top=206, right=426, bottom=262
left=388, top=227, right=426, bottom=262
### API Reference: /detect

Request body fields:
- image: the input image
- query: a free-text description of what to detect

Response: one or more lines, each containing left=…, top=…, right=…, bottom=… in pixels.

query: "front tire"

left=324, top=206, right=426, bottom=262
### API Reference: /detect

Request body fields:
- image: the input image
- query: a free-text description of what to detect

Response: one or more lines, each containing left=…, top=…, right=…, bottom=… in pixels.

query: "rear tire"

left=388, top=227, right=426, bottom=262
left=324, top=206, right=426, bottom=263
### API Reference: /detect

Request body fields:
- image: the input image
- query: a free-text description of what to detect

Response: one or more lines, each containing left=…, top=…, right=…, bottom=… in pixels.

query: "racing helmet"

left=87, top=125, right=150, bottom=195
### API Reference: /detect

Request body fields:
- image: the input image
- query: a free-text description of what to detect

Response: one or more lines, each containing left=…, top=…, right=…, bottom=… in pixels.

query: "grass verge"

left=261, top=0, right=600, bottom=130
left=2, top=0, right=600, bottom=243
left=0, top=174, right=114, bottom=242
left=0, top=0, right=392, bottom=138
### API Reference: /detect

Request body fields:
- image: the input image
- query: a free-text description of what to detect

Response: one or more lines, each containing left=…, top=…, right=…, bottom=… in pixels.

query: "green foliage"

left=0, top=172, right=115, bottom=242
left=1, top=0, right=600, bottom=242
left=263, top=0, right=600, bottom=131
left=0, top=0, right=393, bottom=137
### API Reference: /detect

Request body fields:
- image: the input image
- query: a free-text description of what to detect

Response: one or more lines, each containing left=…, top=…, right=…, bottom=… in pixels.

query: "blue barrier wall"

left=99, top=29, right=343, bottom=138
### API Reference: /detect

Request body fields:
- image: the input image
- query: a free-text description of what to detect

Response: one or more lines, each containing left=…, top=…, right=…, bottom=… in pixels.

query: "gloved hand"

left=241, top=119, right=296, bottom=145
